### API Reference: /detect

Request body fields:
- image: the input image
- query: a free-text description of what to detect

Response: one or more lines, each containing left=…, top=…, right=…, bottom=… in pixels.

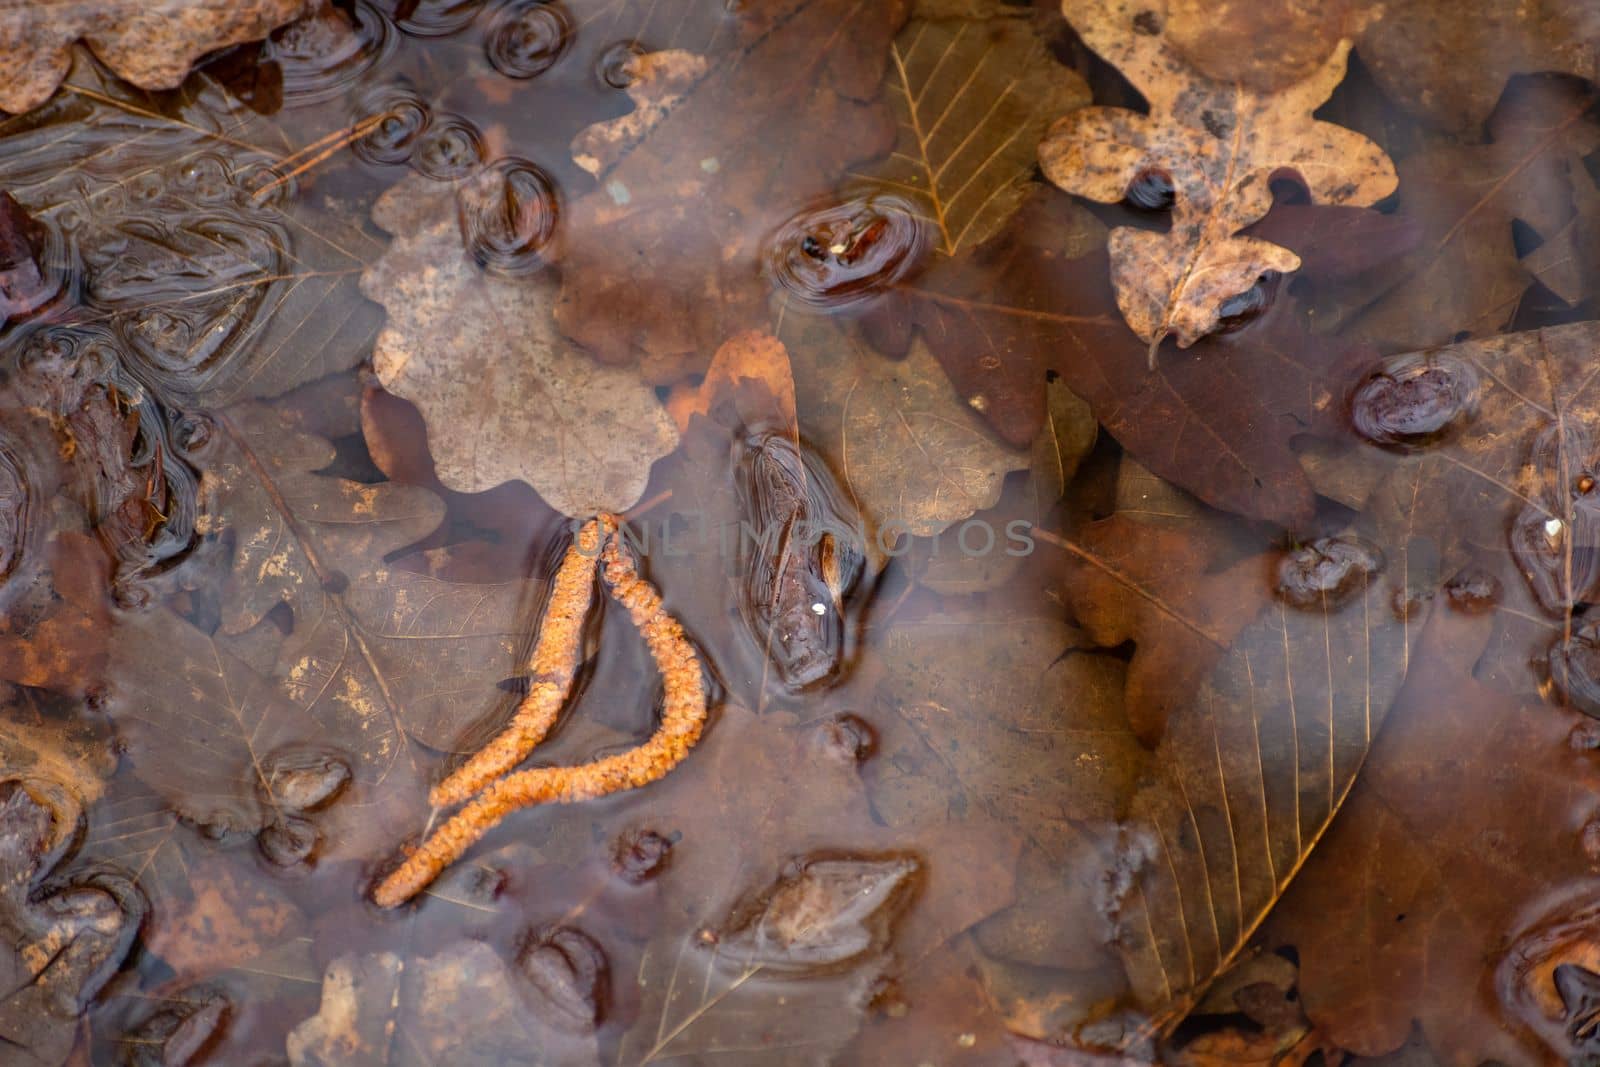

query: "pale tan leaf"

left=362, top=173, right=678, bottom=517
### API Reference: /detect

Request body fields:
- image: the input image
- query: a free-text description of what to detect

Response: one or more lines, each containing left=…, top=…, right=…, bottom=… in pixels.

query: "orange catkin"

left=428, top=516, right=610, bottom=808
left=372, top=516, right=706, bottom=909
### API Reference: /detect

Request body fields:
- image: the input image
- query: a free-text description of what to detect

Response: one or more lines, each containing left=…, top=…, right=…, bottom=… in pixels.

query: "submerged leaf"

left=0, top=781, right=146, bottom=1067
left=287, top=942, right=599, bottom=1067
left=0, top=65, right=384, bottom=405
left=556, top=0, right=910, bottom=379
left=1094, top=530, right=1424, bottom=1048
left=1347, top=77, right=1600, bottom=349
left=0, top=0, right=318, bottom=114
left=850, top=0, right=1090, bottom=257
left=783, top=316, right=1028, bottom=537
left=362, top=173, right=678, bottom=516
left=1269, top=610, right=1600, bottom=1064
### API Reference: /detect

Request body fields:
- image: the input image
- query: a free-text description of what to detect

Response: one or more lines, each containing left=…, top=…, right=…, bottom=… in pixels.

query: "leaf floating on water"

left=907, top=187, right=1367, bottom=524
left=1039, top=1, right=1396, bottom=349
left=286, top=942, right=600, bottom=1067
left=850, top=0, right=1091, bottom=257
left=361, top=173, right=678, bottom=516
left=735, top=432, right=866, bottom=692
left=719, top=854, right=921, bottom=973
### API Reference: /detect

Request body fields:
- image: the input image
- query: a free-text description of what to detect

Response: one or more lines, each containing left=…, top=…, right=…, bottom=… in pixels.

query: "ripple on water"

left=268, top=0, right=397, bottom=106
left=1351, top=350, right=1480, bottom=449
left=457, top=157, right=560, bottom=274
left=484, top=0, right=572, bottom=79
left=765, top=195, right=928, bottom=311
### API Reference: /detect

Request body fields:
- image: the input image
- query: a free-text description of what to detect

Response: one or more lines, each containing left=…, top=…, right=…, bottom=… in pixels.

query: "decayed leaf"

left=103, top=401, right=556, bottom=889
left=1268, top=609, right=1600, bottom=1065
left=1299, top=321, right=1600, bottom=701
left=908, top=188, right=1369, bottom=525
left=201, top=403, right=548, bottom=757
left=0, top=63, right=384, bottom=405
left=287, top=942, right=599, bottom=1067
left=614, top=705, right=996, bottom=1066
left=556, top=0, right=910, bottom=380
left=1039, top=0, right=1396, bottom=350
left=849, top=0, right=1091, bottom=257
left=362, top=173, right=677, bottom=516
left=0, top=0, right=318, bottom=114
left=0, top=698, right=114, bottom=844
left=0, top=781, right=146, bottom=1067
left=783, top=317, right=1029, bottom=537
left=1346, top=77, right=1600, bottom=350
left=1098, top=529, right=1424, bottom=1050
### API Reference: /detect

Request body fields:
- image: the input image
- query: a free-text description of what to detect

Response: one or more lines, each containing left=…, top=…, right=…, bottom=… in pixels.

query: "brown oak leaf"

left=1038, top=0, right=1396, bottom=352
left=1345, top=76, right=1600, bottom=350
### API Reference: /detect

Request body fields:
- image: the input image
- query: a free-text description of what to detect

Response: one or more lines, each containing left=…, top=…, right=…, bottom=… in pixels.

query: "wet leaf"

left=666, top=330, right=798, bottom=437
left=783, top=316, right=1029, bottom=537
left=849, top=0, right=1091, bottom=257
left=1301, top=321, right=1600, bottom=700
left=102, top=401, right=558, bottom=892
left=139, top=852, right=305, bottom=984
left=286, top=941, right=599, bottom=1067
left=872, top=609, right=1144, bottom=851
left=1358, top=0, right=1600, bottom=131
left=1053, top=515, right=1270, bottom=746
left=1039, top=1, right=1396, bottom=350
left=1346, top=77, right=1600, bottom=349
left=1096, top=530, right=1423, bottom=1049
left=556, top=0, right=911, bottom=380
left=615, top=705, right=1015, bottom=1065
left=201, top=402, right=544, bottom=755
left=1267, top=609, right=1600, bottom=1064
left=0, top=0, right=318, bottom=114
left=0, top=781, right=146, bottom=1067
left=908, top=188, right=1368, bottom=524
left=0, top=64, right=384, bottom=405
left=361, top=173, right=678, bottom=516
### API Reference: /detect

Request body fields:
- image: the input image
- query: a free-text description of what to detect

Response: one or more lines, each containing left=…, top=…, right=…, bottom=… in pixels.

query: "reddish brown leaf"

left=1051, top=515, right=1270, bottom=746
left=1268, top=608, right=1600, bottom=1064
left=907, top=188, right=1370, bottom=526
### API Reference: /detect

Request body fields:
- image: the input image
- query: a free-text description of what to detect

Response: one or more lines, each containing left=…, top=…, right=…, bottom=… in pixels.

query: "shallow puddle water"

left=0, top=1, right=1598, bottom=1063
